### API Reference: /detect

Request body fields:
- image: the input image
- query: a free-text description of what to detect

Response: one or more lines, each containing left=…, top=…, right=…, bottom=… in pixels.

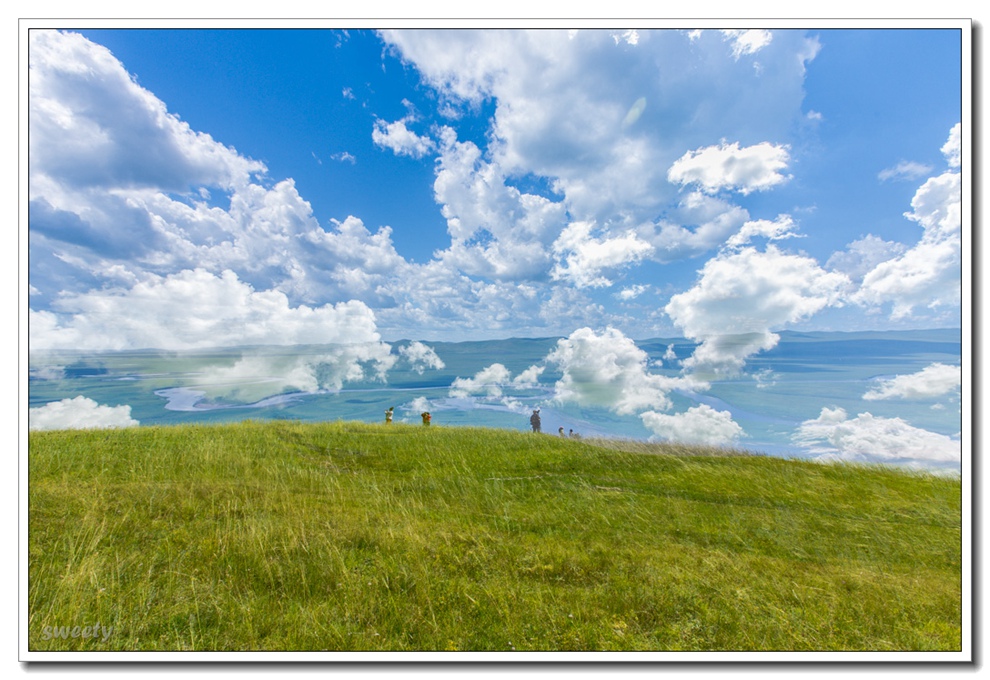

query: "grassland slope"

left=28, top=420, right=961, bottom=652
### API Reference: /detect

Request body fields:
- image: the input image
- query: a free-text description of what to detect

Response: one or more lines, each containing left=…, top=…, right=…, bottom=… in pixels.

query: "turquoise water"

left=28, top=329, right=963, bottom=470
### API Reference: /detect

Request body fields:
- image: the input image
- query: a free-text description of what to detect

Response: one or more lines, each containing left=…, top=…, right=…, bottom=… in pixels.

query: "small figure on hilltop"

left=385, top=407, right=394, bottom=424
left=559, top=427, right=565, bottom=437
left=530, top=408, right=541, bottom=433
left=421, top=411, right=432, bottom=426
left=569, top=429, right=580, bottom=439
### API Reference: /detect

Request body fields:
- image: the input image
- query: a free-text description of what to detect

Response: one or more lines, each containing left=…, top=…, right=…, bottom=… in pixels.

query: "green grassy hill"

left=28, top=420, right=961, bottom=652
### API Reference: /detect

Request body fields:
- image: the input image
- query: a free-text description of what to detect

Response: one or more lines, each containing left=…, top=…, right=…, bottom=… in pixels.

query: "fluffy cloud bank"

left=383, top=27, right=819, bottom=253
left=725, top=215, right=800, bottom=248
left=372, top=117, right=435, bottom=158
left=641, top=404, right=743, bottom=446
left=551, top=221, right=653, bottom=288
left=31, top=268, right=383, bottom=351
left=863, top=363, right=961, bottom=401
left=541, top=326, right=745, bottom=447
left=449, top=363, right=543, bottom=398
left=442, top=327, right=746, bottom=447
left=29, top=30, right=410, bottom=349
left=398, top=341, right=446, bottom=374
left=29, top=30, right=264, bottom=195
left=446, top=362, right=543, bottom=414
left=667, top=141, right=791, bottom=195
left=192, top=343, right=398, bottom=403
left=793, top=407, right=960, bottom=467
left=546, top=326, right=705, bottom=415
left=431, top=127, right=566, bottom=281
left=719, top=29, right=774, bottom=59
left=449, top=363, right=514, bottom=399
left=851, top=124, right=962, bottom=321
left=29, top=28, right=961, bottom=358
left=29, top=29, right=844, bottom=346
left=665, top=245, right=849, bottom=375
left=30, top=396, right=139, bottom=431
left=662, top=122, right=962, bottom=377
left=27, top=31, right=545, bottom=346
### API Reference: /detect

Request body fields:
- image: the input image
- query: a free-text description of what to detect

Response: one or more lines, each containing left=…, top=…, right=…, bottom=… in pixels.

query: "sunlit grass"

left=29, top=420, right=961, bottom=652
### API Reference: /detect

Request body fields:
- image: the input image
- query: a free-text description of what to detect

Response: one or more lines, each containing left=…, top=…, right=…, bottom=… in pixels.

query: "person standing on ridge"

left=530, top=409, right=541, bottom=433
left=421, top=411, right=432, bottom=426
left=385, top=407, right=394, bottom=424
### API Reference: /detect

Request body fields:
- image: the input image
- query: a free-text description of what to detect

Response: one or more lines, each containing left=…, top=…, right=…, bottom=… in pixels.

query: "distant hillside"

left=28, top=420, right=961, bottom=652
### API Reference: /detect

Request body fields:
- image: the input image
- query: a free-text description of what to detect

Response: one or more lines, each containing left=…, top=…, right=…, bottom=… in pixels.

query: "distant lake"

left=28, top=329, right=963, bottom=472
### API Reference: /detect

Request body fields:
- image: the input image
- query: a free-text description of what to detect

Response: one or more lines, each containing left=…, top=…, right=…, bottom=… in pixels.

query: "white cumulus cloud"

left=446, top=363, right=541, bottom=414
left=31, top=268, right=383, bottom=351
left=383, top=28, right=818, bottom=231
left=667, top=141, right=791, bottom=195
left=513, top=364, right=545, bottom=386
left=665, top=246, right=850, bottom=375
left=793, top=407, right=960, bottom=467
left=30, top=30, right=265, bottom=194
left=372, top=117, right=435, bottom=158
left=432, top=127, right=566, bottom=280
left=863, top=363, right=961, bottom=401
left=449, top=363, right=514, bottom=398
left=190, top=344, right=397, bottom=403
left=942, top=122, right=961, bottom=169
left=725, top=214, right=800, bottom=248
left=612, top=30, right=640, bottom=46
left=854, top=171, right=961, bottom=319
left=29, top=29, right=434, bottom=344
left=546, top=326, right=704, bottom=415
left=30, top=396, right=139, bottom=431
left=398, top=341, right=446, bottom=374
left=720, top=29, right=773, bottom=59
left=302, top=216, right=409, bottom=301
left=404, top=396, right=434, bottom=416
left=551, top=221, right=654, bottom=288
left=853, top=125, right=962, bottom=321
left=641, top=404, right=743, bottom=446
left=617, top=284, right=649, bottom=301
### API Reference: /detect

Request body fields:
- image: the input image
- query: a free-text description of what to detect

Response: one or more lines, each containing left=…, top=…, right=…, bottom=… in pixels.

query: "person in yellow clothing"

left=385, top=407, right=394, bottom=424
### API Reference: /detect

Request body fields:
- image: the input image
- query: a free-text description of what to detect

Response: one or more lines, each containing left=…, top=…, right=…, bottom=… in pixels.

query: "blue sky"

left=29, top=26, right=964, bottom=359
